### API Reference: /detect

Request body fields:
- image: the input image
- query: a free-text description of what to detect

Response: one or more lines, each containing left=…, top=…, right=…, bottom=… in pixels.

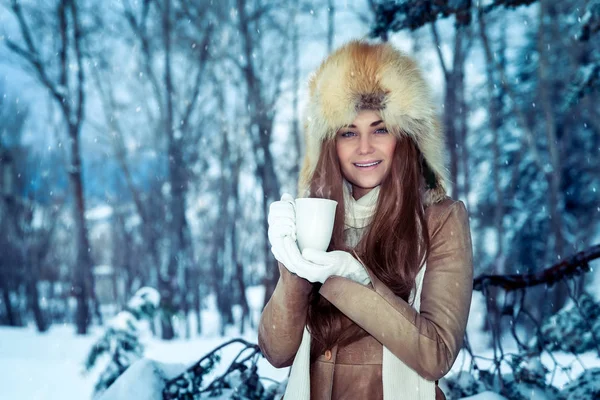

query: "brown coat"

left=258, top=197, right=474, bottom=399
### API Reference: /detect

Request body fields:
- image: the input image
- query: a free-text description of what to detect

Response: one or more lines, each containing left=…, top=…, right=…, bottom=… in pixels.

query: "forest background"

left=0, top=0, right=599, bottom=399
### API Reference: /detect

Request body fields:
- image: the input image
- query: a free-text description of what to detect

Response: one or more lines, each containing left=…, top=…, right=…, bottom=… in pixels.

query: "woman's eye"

left=374, top=128, right=388, bottom=134
left=340, top=131, right=356, bottom=138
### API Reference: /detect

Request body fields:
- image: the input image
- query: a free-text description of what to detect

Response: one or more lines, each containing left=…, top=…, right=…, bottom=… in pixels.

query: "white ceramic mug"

left=295, top=198, right=338, bottom=252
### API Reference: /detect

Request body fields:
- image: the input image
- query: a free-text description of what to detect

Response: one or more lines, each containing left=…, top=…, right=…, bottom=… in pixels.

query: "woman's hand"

left=298, top=249, right=371, bottom=285
left=268, top=194, right=370, bottom=286
left=268, top=193, right=304, bottom=274
left=268, top=193, right=296, bottom=241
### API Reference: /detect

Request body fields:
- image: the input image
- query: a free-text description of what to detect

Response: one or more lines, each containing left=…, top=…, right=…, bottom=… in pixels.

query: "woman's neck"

left=352, top=186, right=374, bottom=200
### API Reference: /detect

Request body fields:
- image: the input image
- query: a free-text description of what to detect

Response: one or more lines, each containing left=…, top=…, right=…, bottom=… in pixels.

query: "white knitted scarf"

left=283, top=183, right=435, bottom=399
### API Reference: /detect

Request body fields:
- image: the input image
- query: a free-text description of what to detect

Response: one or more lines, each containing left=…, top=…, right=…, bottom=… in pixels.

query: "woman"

left=259, top=40, right=473, bottom=400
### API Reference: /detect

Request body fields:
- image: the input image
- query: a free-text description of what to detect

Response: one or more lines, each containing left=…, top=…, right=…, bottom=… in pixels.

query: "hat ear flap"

left=420, top=152, right=438, bottom=190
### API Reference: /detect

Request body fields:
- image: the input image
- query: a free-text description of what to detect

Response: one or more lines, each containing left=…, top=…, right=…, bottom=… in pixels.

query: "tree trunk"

left=212, top=119, right=233, bottom=336
left=445, top=87, right=459, bottom=198
left=230, top=145, right=250, bottom=333
left=236, top=0, right=282, bottom=307
left=479, top=15, right=506, bottom=271
left=453, top=25, right=469, bottom=202
left=25, top=276, right=48, bottom=332
left=327, top=0, right=335, bottom=52
left=160, top=0, right=177, bottom=339
left=67, top=0, right=96, bottom=333
left=68, top=121, right=94, bottom=334
left=162, top=0, right=195, bottom=339
left=1, top=285, right=19, bottom=327
left=537, top=0, right=566, bottom=314
left=431, top=22, right=466, bottom=199
left=290, top=5, right=302, bottom=184
left=257, top=117, right=283, bottom=307
left=194, top=271, right=202, bottom=335
left=479, top=15, right=506, bottom=338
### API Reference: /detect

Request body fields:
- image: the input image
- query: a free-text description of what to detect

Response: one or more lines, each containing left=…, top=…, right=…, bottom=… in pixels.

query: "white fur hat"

left=298, top=40, right=448, bottom=206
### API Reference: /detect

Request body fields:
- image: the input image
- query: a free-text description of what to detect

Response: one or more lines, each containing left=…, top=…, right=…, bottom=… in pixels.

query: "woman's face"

left=335, top=110, right=397, bottom=200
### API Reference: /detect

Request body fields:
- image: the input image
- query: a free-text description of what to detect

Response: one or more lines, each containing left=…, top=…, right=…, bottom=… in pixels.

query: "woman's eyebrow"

left=345, top=120, right=384, bottom=128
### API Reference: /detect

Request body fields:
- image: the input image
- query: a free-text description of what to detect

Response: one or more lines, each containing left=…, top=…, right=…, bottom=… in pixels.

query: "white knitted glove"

left=297, top=249, right=371, bottom=285
left=268, top=193, right=304, bottom=274
left=268, top=193, right=296, bottom=241
left=268, top=194, right=369, bottom=284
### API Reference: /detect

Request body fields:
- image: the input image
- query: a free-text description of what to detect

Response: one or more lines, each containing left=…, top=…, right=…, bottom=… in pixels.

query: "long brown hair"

left=306, top=135, right=430, bottom=360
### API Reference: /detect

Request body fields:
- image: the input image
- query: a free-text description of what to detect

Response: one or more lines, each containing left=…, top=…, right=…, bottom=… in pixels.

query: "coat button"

left=324, top=350, right=332, bottom=360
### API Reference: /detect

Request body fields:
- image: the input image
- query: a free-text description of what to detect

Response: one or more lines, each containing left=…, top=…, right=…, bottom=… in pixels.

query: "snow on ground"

left=0, top=322, right=510, bottom=400
left=0, top=321, right=288, bottom=400
left=2, top=285, right=599, bottom=399
left=461, top=393, right=509, bottom=400
left=0, top=324, right=104, bottom=399
left=0, top=286, right=284, bottom=400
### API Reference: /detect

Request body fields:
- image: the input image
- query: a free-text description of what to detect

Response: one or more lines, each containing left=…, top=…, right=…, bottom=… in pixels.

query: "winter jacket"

left=258, top=196, right=473, bottom=399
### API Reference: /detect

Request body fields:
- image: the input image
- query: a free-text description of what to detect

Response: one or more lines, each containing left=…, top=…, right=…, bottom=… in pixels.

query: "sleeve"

left=258, top=262, right=313, bottom=368
left=318, top=201, right=474, bottom=381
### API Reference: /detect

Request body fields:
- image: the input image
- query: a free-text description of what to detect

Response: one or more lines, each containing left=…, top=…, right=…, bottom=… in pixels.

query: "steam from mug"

left=295, top=198, right=338, bottom=252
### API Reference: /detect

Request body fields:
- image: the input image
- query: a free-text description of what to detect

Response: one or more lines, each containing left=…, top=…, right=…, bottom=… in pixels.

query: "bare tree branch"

left=180, top=24, right=213, bottom=131
left=70, top=0, right=85, bottom=129
left=7, top=1, right=67, bottom=112
left=430, top=22, right=449, bottom=80
left=473, top=244, right=600, bottom=292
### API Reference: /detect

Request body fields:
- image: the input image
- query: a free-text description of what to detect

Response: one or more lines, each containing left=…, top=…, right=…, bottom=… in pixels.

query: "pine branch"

left=369, top=0, right=538, bottom=37
left=163, top=338, right=263, bottom=399
left=200, top=343, right=261, bottom=394
left=577, top=0, right=600, bottom=42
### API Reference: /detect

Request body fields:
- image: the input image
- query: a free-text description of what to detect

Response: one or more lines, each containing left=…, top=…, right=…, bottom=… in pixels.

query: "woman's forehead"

left=343, top=110, right=383, bottom=128
left=353, top=109, right=381, bottom=122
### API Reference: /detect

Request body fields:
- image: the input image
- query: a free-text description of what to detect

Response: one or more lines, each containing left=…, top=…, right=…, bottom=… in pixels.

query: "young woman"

left=259, top=40, right=473, bottom=400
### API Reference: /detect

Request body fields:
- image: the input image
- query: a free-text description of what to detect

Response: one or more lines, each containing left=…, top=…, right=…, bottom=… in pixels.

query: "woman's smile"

left=353, top=160, right=382, bottom=169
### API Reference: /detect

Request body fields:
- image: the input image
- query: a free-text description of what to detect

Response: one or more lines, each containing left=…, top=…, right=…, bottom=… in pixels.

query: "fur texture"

left=299, top=40, right=448, bottom=205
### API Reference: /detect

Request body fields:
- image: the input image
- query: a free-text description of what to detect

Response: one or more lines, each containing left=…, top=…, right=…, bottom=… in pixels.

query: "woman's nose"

left=358, top=135, right=374, bottom=154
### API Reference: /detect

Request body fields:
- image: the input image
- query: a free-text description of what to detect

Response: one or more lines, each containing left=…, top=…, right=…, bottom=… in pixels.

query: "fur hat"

left=298, top=40, right=448, bottom=206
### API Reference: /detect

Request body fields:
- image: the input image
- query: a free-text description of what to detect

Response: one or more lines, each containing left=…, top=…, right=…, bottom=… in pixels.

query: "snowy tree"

left=84, top=287, right=160, bottom=397
left=534, top=293, right=600, bottom=354
left=560, top=368, right=600, bottom=400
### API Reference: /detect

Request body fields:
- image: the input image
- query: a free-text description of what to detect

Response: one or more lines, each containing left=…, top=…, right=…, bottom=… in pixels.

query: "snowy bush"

left=443, top=370, right=487, bottom=399
left=535, top=293, right=600, bottom=354
left=96, top=337, right=284, bottom=400
left=444, top=356, right=560, bottom=400
left=494, top=357, right=560, bottom=400
left=559, top=368, right=600, bottom=399
left=163, top=338, right=285, bottom=400
left=84, top=287, right=161, bottom=398
left=162, top=338, right=283, bottom=400
left=507, top=355, right=553, bottom=389
left=494, top=375, right=560, bottom=400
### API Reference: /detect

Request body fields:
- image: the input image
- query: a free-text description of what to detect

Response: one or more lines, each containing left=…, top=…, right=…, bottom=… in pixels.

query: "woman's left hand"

left=297, top=249, right=371, bottom=285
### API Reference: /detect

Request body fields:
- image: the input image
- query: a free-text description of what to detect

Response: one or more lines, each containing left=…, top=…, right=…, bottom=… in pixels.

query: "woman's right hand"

left=268, top=193, right=329, bottom=278
left=268, top=193, right=301, bottom=273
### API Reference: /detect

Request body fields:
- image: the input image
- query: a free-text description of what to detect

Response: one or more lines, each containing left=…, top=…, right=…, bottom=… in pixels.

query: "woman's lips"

left=353, top=160, right=382, bottom=170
